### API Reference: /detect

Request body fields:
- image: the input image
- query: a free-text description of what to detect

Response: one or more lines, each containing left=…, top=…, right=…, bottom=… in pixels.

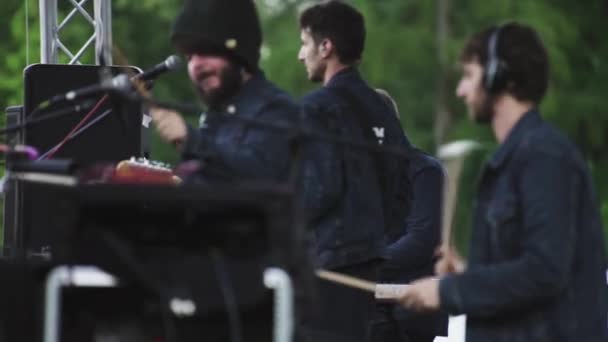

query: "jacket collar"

left=325, top=66, right=362, bottom=88
left=487, top=109, right=543, bottom=170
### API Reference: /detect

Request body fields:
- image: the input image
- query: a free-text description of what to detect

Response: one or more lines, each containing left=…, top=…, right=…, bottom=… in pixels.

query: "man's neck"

left=323, top=60, right=350, bottom=86
left=491, top=95, right=534, bottom=144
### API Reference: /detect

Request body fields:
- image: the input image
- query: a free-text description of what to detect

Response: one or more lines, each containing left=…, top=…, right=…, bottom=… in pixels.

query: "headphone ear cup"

left=484, top=26, right=507, bottom=93
left=484, top=58, right=498, bottom=91
left=486, top=60, right=507, bottom=93
left=491, top=61, right=507, bottom=92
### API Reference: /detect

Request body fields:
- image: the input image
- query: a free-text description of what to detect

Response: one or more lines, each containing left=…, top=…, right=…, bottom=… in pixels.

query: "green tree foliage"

left=0, top=0, right=606, bottom=250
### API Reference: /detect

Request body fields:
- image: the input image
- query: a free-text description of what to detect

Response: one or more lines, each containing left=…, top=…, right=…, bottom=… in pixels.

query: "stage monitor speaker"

left=3, top=64, right=149, bottom=257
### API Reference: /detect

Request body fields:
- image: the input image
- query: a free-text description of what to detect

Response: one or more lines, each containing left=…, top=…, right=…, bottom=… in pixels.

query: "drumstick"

left=315, top=269, right=409, bottom=299
left=315, top=269, right=376, bottom=293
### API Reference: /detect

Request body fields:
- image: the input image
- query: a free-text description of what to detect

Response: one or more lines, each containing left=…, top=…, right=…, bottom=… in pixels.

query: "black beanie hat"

left=170, top=0, right=262, bottom=72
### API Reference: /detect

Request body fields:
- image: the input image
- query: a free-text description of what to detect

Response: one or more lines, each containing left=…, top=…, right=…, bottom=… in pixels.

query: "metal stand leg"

left=264, top=267, right=294, bottom=342
left=44, top=266, right=117, bottom=342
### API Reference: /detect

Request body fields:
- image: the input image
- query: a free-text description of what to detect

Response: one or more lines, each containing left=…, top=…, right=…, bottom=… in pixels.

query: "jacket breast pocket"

left=486, top=196, right=521, bottom=259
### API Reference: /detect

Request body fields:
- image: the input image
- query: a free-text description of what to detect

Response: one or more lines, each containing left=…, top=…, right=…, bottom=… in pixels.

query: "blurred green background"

left=0, top=0, right=606, bottom=254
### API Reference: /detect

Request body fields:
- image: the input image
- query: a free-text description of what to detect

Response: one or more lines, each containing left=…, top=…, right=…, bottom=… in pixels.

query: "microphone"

left=132, top=55, right=183, bottom=81
left=44, top=74, right=132, bottom=106
left=43, top=55, right=183, bottom=106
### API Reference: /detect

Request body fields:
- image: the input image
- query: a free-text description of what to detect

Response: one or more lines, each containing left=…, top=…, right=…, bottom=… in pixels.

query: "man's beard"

left=198, top=62, right=243, bottom=111
left=472, top=89, right=495, bottom=124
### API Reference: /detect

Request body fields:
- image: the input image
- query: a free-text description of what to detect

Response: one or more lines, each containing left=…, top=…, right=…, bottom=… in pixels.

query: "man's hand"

left=434, top=245, right=466, bottom=276
left=150, top=107, right=187, bottom=145
left=397, top=277, right=440, bottom=311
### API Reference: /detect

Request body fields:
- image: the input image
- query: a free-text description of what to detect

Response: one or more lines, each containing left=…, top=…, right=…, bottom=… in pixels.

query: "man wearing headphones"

left=398, top=22, right=608, bottom=342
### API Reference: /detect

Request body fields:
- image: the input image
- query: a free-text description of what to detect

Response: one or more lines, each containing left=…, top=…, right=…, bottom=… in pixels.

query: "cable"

left=24, top=0, right=29, bottom=66
left=0, top=83, right=417, bottom=161
left=160, top=296, right=178, bottom=342
left=37, top=108, right=113, bottom=160
left=94, top=229, right=178, bottom=342
left=146, top=97, right=416, bottom=161
left=0, top=100, right=94, bottom=137
left=42, top=95, right=108, bottom=159
left=210, top=250, right=243, bottom=342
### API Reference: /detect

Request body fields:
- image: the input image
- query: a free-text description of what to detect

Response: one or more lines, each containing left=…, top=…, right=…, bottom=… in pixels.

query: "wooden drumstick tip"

left=374, top=284, right=409, bottom=299
left=315, top=269, right=409, bottom=300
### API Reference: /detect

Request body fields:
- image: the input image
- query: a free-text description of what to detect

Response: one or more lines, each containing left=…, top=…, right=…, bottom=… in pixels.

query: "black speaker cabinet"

left=3, top=64, right=149, bottom=257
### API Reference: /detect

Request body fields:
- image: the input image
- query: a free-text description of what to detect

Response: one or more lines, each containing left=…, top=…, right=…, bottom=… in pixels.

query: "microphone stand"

left=0, top=100, right=98, bottom=136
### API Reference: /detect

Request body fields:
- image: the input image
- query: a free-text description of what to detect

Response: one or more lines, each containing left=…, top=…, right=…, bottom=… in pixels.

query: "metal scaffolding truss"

left=39, top=0, right=112, bottom=65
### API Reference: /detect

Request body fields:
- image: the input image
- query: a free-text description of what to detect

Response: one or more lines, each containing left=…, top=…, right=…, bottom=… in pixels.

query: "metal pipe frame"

left=39, top=0, right=112, bottom=65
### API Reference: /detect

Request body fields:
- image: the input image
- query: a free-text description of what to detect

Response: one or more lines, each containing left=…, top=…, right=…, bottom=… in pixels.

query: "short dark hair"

left=299, top=1, right=365, bottom=65
left=460, top=22, right=549, bottom=104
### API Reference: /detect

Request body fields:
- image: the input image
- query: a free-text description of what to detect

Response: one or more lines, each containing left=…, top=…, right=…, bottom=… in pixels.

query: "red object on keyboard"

left=112, top=158, right=181, bottom=185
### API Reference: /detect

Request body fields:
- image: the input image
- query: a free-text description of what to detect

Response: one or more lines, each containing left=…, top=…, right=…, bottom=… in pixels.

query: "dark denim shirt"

left=383, top=151, right=444, bottom=282
left=439, top=110, right=608, bottom=342
left=181, top=72, right=298, bottom=183
left=381, top=151, right=448, bottom=337
left=299, top=67, right=411, bottom=269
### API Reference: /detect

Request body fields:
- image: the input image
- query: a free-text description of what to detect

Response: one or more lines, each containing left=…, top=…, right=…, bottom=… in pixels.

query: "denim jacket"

left=181, top=72, right=298, bottom=183
left=439, top=110, right=608, bottom=342
left=299, top=67, right=411, bottom=269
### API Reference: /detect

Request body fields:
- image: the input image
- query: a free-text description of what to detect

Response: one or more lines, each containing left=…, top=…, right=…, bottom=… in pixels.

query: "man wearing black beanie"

left=148, top=1, right=318, bottom=341
left=152, top=0, right=298, bottom=185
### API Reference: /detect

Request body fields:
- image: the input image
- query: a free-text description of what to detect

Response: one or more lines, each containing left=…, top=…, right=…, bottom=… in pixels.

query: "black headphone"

left=484, top=25, right=508, bottom=93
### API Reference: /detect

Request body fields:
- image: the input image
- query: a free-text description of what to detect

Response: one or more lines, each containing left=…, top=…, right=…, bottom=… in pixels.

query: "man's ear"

left=319, top=38, right=333, bottom=58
